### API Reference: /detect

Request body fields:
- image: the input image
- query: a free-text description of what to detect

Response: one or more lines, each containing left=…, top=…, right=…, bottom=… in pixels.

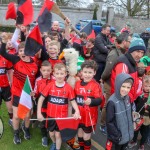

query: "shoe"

left=128, top=141, right=137, bottom=149
left=8, top=119, right=13, bottom=127
left=13, top=130, right=21, bottom=144
left=100, top=125, right=107, bottom=135
left=22, top=125, right=31, bottom=140
left=138, top=145, right=144, bottom=150
left=42, top=137, right=48, bottom=147
left=50, top=143, right=56, bottom=150
left=67, top=138, right=80, bottom=149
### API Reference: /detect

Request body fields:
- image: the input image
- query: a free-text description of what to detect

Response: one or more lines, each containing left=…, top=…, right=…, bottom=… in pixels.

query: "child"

left=106, top=73, right=134, bottom=150
left=33, top=60, right=52, bottom=147
left=128, top=75, right=150, bottom=150
left=0, top=41, right=38, bottom=144
left=37, top=63, right=80, bottom=150
left=74, top=60, right=102, bottom=150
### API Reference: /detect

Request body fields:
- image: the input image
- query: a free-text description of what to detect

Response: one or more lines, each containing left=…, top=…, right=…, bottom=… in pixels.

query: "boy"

left=0, top=41, right=38, bottom=144
left=106, top=73, right=134, bottom=150
left=74, top=60, right=102, bottom=150
left=128, top=75, right=150, bottom=150
left=33, top=60, right=52, bottom=147
left=37, top=63, right=80, bottom=150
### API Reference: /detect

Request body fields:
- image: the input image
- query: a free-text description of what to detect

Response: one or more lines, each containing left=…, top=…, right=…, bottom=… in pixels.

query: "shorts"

left=46, top=118, right=59, bottom=132
left=78, top=124, right=95, bottom=133
left=0, top=86, right=11, bottom=105
left=12, top=95, right=20, bottom=107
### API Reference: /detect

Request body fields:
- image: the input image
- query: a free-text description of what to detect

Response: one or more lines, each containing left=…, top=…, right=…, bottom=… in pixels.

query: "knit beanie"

left=128, top=37, right=146, bottom=53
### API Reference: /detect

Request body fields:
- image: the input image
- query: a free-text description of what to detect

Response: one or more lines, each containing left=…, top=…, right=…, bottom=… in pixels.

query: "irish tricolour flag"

left=17, top=76, right=32, bottom=119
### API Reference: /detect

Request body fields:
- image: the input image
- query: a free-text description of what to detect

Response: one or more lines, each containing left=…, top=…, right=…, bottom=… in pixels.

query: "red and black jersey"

left=0, top=55, right=13, bottom=87
left=12, top=59, right=38, bottom=97
left=34, top=76, right=52, bottom=111
left=48, top=58, right=63, bottom=68
left=7, top=48, right=17, bottom=55
left=41, top=81, right=75, bottom=118
left=75, top=79, right=102, bottom=127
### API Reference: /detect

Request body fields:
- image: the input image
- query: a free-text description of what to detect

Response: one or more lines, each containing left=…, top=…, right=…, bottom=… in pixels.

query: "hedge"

left=0, top=26, right=15, bottom=33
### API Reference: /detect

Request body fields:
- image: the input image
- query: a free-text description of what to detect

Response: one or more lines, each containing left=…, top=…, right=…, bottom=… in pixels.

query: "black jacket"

left=93, top=33, right=111, bottom=63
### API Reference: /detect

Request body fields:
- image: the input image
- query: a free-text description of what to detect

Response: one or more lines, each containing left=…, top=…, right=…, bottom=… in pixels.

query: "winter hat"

left=132, top=33, right=140, bottom=38
left=128, top=37, right=146, bottom=53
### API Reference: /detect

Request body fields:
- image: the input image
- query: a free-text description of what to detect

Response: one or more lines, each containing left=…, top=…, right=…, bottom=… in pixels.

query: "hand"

left=65, top=17, right=70, bottom=26
left=73, top=111, right=81, bottom=120
left=37, top=113, right=44, bottom=122
left=84, top=98, right=91, bottom=106
left=30, top=91, right=35, bottom=97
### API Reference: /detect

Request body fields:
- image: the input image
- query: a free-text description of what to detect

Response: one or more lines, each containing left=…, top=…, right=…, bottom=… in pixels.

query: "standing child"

left=37, top=63, right=80, bottom=150
left=0, top=41, right=38, bottom=144
left=33, top=60, right=52, bottom=147
left=106, top=73, right=134, bottom=150
left=75, top=60, right=102, bottom=150
left=128, top=75, right=150, bottom=150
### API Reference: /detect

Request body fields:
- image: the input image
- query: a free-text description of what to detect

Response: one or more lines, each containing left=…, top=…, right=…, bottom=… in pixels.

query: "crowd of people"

left=0, top=15, right=150, bottom=150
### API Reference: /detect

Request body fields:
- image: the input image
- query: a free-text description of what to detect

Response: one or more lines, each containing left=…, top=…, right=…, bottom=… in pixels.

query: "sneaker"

left=42, top=137, right=48, bottom=147
left=66, top=138, right=80, bottom=149
left=50, top=143, right=56, bottom=150
left=100, top=125, right=107, bottom=135
left=22, top=125, right=31, bottom=140
left=8, top=119, right=13, bottom=127
left=128, top=141, right=137, bottom=149
left=138, top=145, right=144, bottom=150
left=13, top=130, right=21, bottom=144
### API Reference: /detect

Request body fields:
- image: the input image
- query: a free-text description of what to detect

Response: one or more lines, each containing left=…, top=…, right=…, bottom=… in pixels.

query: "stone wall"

left=112, top=16, right=150, bottom=33
left=0, top=5, right=94, bottom=26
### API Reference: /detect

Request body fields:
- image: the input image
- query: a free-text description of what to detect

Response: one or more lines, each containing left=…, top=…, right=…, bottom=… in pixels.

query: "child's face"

left=47, top=45, right=59, bottom=59
left=6, top=40, right=13, bottom=49
left=40, top=66, right=52, bottom=78
left=18, top=48, right=30, bottom=62
left=143, top=82, right=150, bottom=93
left=53, top=68, right=67, bottom=83
left=81, top=67, right=96, bottom=82
left=45, top=37, right=51, bottom=49
left=120, top=82, right=132, bottom=97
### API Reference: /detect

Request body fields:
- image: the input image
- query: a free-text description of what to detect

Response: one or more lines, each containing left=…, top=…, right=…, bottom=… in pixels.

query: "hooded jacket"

left=106, top=73, right=134, bottom=145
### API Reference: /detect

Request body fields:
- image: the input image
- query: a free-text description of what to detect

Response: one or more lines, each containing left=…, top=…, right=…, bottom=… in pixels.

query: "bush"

left=0, top=26, right=15, bottom=33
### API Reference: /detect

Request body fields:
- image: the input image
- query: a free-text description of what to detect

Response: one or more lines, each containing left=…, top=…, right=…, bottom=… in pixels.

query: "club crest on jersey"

left=87, top=89, right=91, bottom=94
left=31, top=70, right=35, bottom=75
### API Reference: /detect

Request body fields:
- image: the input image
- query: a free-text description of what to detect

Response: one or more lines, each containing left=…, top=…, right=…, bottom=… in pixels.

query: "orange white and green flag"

left=17, top=76, right=32, bottom=119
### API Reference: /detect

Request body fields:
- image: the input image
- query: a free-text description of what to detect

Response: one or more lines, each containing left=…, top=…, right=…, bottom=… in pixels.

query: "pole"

left=30, top=117, right=75, bottom=121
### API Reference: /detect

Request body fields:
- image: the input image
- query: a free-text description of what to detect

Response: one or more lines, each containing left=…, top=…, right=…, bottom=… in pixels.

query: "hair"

left=81, top=60, right=98, bottom=71
left=110, top=32, right=116, bottom=38
left=80, top=32, right=87, bottom=39
left=143, top=75, right=150, bottom=84
left=47, top=40, right=60, bottom=50
left=50, top=31, right=59, bottom=37
left=88, top=38, right=95, bottom=44
left=18, top=42, right=25, bottom=49
left=102, top=24, right=110, bottom=30
left=123, top=78, right=134, bottom=85
left=41, top=60, right=52, bottom=68
left=53, top=63, right=67, bottom=72
left=116, top=32, right=129, bottom=44
left=44, top=35, right=52, bottom=40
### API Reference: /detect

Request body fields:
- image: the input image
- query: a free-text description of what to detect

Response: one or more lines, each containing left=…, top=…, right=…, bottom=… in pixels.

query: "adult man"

left=100, top=33, right=132, bottom=134
left=111, top=37, right=146, bottom=103
left=93, top=24, right=111, bottom=82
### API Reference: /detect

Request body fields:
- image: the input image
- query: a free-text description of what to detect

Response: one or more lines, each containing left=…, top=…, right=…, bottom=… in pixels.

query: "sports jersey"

left=75, top=79, right=102, bottom=127
left=12, top=59, right=38, bottom=97
left=0, top=55, right=13, bottom=87
left=34, top=76, right=51, bottom=111
left=41, top=81, right=75, bottom=118
left=48, top=58, right=63, bottom=68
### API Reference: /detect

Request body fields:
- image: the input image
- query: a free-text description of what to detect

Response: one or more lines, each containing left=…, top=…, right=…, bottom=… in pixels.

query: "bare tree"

left=104, top=0, right=149, bottom=17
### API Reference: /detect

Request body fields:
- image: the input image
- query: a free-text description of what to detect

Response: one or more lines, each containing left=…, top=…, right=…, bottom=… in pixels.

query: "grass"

left=0, top=102, right=66, bottom=150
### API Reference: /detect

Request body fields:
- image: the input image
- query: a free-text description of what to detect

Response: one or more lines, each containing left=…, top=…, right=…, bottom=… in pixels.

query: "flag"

left=147, top=92, right=150, bottom=105
left=80, top=21, right=95, bottom=39
left=37, top=0, right=54, bottom=32
left=18, top=76, right=32, bottom=119
left=24, top=25, right=43, bottom=56
left=16, top=0, right=33, bottom=25
left=5, top=2, right=17, bottom=20
left=56, top=118, right=79, bottom=142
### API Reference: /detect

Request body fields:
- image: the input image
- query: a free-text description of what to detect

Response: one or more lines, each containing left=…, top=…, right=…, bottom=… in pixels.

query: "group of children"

left=0, top=20, right=150, bottom=150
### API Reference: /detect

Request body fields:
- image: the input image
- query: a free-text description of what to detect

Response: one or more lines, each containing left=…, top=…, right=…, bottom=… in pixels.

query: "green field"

left=0, top=103, right=66, bottom=150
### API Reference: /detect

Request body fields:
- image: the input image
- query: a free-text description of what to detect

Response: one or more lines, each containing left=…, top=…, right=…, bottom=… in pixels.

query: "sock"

left=8, top=112, right=13, bottom=119
left=84, top=139, right=91, bottom=150
left=78, top=137, right=84, bottom=150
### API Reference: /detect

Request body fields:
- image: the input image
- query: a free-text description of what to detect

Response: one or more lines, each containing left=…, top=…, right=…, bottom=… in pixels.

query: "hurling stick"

left=51, top=3, right=81, bottom=35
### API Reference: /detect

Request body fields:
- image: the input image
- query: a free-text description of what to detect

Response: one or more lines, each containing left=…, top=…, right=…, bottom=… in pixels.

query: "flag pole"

left=30, top=117, right=75, bottom=121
